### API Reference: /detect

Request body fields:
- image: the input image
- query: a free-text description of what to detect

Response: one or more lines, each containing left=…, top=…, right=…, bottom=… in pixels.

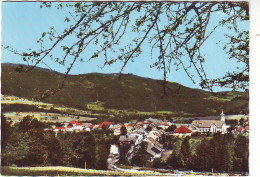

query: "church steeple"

left=220, top=109, right=225, bottom=122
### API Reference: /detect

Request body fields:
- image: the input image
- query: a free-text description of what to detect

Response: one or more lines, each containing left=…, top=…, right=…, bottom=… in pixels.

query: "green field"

left=1, top=166, right=247, bottom=176
left=1, top=166, right=171, bottom=176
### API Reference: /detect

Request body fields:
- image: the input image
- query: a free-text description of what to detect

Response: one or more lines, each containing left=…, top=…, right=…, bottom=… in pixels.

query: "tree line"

left=2, top=115, right=248, bottom=173
left=157, top=134, right=248, bottom=173
left=1, top=115, right=116, bottom=169
left=117, top=129, right=248, bottom=173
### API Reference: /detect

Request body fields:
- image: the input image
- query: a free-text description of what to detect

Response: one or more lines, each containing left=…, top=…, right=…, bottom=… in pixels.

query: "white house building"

left=110, top=144, right=119, bottom=155
left=191, top=110, right=229, bottom=134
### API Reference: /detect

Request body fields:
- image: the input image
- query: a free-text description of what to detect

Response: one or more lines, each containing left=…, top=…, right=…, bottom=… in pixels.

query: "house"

left=144, top=137, right=163, bottom=150
left=119, top=135, right=138, bottom=145
left=110, top=144, right=119, bottom=155
left=175, top=123, right=193, bottom=130
left=148, top=130, right=163, bottom=141
left=70, top=120, right=78, bottom=124
left=191, top=120, right=228, bottom=134
left=244, top=125, right=249, bottom=135
left=89, top=124, right=97, bottom=130
left=245, top=125, right=249, bottom=132
left=75, top=122, right=84, bottom=131
left=157, top=122, right=170, bottom=130
left=119, top=123, right=126, bottom=128
left=125, top=123, right=134, bottom=131
left=142, top=136, right=163, bottom=161
left=233, top=125, right=249, bottom=135
left=146, top=118, right=162, bottom=124
left=191, top=110, right=229, bottom=134
left=114, top=128, right=121, bottom=135
left=66, top=125, right=74, bottom=132
left=98, top=122, right=112, bottom=129
left=140, top=121, right=149, bottom=129
left=235, top=126, right=244, bottom=133
left=129, top=130, right=147, bottom=145
left=54, top=127, right=66, bottom=133
left=110, top=123, right=126, bottom=130
left=174, top=125, right=193, bottom=137
left=146, top=144, right=162, bottom=161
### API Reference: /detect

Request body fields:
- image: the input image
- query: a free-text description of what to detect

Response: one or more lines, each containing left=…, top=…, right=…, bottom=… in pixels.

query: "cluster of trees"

left=2, top=115, right=248, bottom=173
left=131, top=142, right=149, bottom=167
left=158, top=134, right=248, bottom=173
left=1, top=115, right=116, bottom=169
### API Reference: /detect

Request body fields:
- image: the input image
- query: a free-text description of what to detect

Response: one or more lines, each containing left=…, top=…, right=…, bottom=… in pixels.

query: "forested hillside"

left=2, top=63, right=248, bottom=116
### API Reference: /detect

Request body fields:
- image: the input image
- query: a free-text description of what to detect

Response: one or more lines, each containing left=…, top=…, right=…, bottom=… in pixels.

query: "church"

left=191, top=110, right=229, bottom=134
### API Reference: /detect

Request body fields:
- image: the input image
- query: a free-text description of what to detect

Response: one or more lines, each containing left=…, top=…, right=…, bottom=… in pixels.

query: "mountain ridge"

left=1, top=63, right=248, bottom=116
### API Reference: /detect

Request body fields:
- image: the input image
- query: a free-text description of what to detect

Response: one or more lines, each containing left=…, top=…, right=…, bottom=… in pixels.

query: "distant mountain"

left=1, top=63, right=248, bottom=116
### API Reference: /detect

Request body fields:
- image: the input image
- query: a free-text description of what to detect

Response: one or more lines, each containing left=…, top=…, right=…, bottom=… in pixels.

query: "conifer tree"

left=179, top=137, right=192, bottom=169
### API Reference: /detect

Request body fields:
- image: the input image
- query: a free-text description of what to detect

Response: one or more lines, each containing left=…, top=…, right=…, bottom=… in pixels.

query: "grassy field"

left=3, top=112, right=97, bottom=123
left=1, top=95, right=91, bottom=115
left=1, top=166, right=246, bottom=176
left=1, top=166, right=172, bottom=176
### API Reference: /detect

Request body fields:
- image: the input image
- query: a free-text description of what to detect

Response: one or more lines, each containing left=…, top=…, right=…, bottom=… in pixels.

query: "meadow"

left=1, top=166, right=172, bottom=176
left=1, top=166, right=247, bottom=176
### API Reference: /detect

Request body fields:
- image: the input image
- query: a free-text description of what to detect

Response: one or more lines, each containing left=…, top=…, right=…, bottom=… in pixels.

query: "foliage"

left=167, top=145, right=182, bottom=169
left=4, top=2, right=249, bottom=97
left=152, top=158, right=165, bottom=169
left=1, top=115, right=249, bottom=173
left=1, top=115, right=12, bottom=153
left=120, top=126, right=127, bottom=135
left=233, top=135, right=249, bottom=172
left=131, top=142, right=148, bottom=167
left=179, top=137, right=192, bottom=169
left=166, top=134, right=248, bottom=173
left=119, top=144, right=131, bottom=164
left=207, top=31, right=249, bottom=90
left=2, top=65, right=249, bottom=116
left=145, top=126, right=153, bottom=132
left=166, top=125, right=177, bottom=132
left=19, top=115, right=45, bottom=132
left=192, top=138, right=212, bottom=171
left=1, top=116, right=113, bottom=170
left=226, top=119, right=238, bottom=132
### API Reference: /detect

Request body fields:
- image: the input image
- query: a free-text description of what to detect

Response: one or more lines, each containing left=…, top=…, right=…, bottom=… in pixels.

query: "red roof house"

left=174, top=125, right=192, bottom=134
left=90, top=124, right=95, bottom=129
left=236, top=126, right=243, bottom=133
left=119, top=123, right=126, bottom=127
left=70, top=120, right=78, bottom=124
left=98, top=122, right=112, bottom=128
left=55, top=127, right=66, bottom=130
left=141, top=121, right=147, bottom=124
left=164, top=123, right=170, bottom=126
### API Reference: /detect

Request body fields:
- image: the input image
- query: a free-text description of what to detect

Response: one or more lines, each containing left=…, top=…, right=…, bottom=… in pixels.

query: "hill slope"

left=1, top=63, right=248, bottom=116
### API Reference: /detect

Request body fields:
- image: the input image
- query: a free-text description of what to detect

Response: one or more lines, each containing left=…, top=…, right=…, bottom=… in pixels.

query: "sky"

left=2, top=2, right=260, bottom=173
left=1, top=2, right=249, bottom=92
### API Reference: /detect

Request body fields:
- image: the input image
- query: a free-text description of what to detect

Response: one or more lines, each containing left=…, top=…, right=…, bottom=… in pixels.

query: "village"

left=46, top=110, right=249, bottom=165
left=1, top=95, right=249, bottom=173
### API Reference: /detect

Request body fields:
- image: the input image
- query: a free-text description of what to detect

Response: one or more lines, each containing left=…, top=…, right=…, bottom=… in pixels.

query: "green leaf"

left=65, top=17, right=71, bottom=22
left=42, top=32, right=46, bottom=38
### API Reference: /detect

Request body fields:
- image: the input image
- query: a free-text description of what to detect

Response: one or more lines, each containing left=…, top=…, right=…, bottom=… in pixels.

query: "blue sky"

left=1, top=2, right=249, bottom=91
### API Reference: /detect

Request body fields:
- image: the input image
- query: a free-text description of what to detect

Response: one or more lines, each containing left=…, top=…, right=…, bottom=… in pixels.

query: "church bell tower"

left=220, top=109, right=225, bottom=122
